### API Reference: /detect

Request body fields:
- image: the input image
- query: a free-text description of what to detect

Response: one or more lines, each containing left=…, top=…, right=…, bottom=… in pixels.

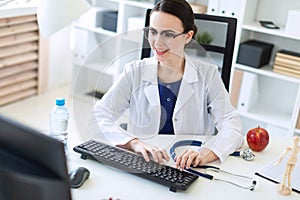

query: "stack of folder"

left=273, top=50, right=300, bottom=78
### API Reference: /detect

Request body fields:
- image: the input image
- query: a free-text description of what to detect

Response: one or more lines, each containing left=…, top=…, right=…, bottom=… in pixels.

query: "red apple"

left=246, top=126, right=269, bottom=152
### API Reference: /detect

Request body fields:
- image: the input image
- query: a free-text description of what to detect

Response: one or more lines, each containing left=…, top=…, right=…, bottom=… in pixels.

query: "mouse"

left=69, top=167, right=90, bottom=188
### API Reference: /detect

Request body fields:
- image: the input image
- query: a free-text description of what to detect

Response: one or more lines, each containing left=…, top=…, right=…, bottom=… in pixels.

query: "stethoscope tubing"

left=169, top=140, right=256, bottom=190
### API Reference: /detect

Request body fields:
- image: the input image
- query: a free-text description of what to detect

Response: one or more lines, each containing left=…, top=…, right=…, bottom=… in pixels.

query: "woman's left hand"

left=174, top=148, right=218, bottom=170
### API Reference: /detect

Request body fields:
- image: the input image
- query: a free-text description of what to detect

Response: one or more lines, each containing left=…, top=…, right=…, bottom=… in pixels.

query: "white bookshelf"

left=199, top=0, right=300, bottom=137
left=228, top=0, right=300, bottom=137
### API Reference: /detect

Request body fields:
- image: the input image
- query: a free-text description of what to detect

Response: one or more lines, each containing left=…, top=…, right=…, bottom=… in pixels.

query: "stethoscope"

left=170, top=140, right=256, bottom=191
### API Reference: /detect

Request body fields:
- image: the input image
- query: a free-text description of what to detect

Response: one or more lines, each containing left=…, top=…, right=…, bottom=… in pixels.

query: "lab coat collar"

left=142, top=55, right=199, bottom=114
left=142, top=55, right=199, bottom=83
left=183, top=54, right=199, bottom=83
left=175, top=55, right=199, bottom=113
left=142, top=57, right=158, bottom=84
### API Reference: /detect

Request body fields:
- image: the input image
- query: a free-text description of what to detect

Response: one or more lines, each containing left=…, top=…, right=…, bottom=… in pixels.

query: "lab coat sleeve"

left=202, top=66, right=244, bottom=163
left=87, top=63, right=136, bottom=146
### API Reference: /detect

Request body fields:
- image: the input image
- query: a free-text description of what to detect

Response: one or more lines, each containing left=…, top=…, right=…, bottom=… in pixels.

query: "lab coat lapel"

left=174, top=58, right=198, bottom=114
left=143, top=59, right=161, bottom=132
left=143, top=58, right=160, bottom=108
left=174, top=79, right=194, bottom=114
left=144, top=83, right=159, bottom=107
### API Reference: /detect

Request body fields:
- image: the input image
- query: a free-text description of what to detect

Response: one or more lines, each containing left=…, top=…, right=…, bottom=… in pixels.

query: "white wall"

left=47, top=25, right=73, bottom=89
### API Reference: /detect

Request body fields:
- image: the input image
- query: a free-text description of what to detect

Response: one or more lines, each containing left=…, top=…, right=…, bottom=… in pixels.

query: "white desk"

left=67, top=133, right=300, bottom=200
left=1, top=86, right=296, bottom=199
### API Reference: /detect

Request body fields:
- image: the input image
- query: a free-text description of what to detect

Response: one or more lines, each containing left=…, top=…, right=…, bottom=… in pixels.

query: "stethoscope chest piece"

left=240, top=148, right=255, bottom=161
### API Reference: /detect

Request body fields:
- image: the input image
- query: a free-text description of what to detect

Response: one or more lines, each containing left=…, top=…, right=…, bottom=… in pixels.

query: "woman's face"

left=148, top=11, right=193, bottom=65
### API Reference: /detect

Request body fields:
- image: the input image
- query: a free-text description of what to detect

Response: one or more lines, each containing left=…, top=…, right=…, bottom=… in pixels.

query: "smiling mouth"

left=155, top=48, right=168, bottom=56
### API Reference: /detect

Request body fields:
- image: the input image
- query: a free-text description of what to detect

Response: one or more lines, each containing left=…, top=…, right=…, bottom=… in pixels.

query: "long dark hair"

left=151, top=0, right=197, bottom=37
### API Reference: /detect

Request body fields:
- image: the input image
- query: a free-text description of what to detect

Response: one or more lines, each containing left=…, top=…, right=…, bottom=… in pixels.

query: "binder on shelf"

left=273, top=67, right=300, bottom=78
left=275, top=59, right=300, bottom=68
left=72, top=28, right=98, bottom=65
left=273, top=50, right=300, bottom=78
left=127, top=16, right=144, bottom=31
left=207, top=0, right=220, bottom=15
left=285, top=9, right=300, bottom=38
left=237, top=71, right=258, bottom=112
left=218, top=0, right=241, bottom=18
left=274, top=65, right=300, bottom=73
left=275, top=52, right=300, bottom=68
left=276, top=50, right=300, bottom=62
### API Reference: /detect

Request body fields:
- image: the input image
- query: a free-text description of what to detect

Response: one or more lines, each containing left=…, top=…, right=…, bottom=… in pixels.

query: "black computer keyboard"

left=73, top=140, right=198, bottom=192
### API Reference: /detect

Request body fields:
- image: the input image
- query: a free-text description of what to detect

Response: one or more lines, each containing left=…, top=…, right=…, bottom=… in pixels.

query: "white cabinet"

left=228, top=0, right=300, bottom=137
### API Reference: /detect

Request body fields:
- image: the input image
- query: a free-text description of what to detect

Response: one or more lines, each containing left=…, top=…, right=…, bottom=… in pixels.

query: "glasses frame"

left=143, top=26, right=186, bottom=42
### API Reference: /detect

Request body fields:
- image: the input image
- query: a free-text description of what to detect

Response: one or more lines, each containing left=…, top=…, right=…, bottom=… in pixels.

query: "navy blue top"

left=158, top=79, right=182, bottom=134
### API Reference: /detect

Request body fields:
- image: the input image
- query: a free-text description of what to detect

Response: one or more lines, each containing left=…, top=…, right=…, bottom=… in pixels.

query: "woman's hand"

left=121, top=138, right=170, bottom=164
left=174, top=148, right=218, bottom=170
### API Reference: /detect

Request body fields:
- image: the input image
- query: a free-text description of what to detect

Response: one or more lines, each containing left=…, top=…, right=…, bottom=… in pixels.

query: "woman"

left=90, top=0, right=243, bottom=170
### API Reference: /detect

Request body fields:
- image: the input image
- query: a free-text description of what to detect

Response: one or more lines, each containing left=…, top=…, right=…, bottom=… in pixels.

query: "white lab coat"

left=90, top=55, right=243, bottom=162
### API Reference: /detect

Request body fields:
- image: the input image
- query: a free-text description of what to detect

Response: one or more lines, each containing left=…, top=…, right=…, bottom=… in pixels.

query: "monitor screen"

left=141, top=10, right=237, bottom=91
left=0, top=115, right=71, bottom=200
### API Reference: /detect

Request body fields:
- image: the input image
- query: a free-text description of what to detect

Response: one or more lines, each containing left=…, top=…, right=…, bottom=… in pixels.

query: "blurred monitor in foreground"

left=0, top=115, right=71, bottom=200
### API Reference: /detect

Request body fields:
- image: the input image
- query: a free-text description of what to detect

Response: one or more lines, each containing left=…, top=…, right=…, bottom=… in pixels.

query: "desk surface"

left=67, top=133, right=300, bottom=200
left=3, top=84, right=297, bottom=199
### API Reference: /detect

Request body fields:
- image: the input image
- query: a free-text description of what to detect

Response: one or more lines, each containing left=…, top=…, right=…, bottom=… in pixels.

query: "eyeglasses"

left=143, top=27, right=186, bottom=42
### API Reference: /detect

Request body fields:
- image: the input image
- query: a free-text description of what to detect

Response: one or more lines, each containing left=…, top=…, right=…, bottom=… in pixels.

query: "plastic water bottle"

left=49, top=97, right=70, bottom=155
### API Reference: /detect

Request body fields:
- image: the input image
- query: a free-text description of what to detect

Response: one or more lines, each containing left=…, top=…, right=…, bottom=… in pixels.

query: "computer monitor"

left=141, top=9, right=237, bottom=91
left=0, top=115, right=71, bottom=200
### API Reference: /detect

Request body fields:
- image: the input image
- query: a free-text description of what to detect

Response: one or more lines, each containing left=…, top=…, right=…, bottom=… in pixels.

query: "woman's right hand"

left=121, top=138, right=170, bottom=164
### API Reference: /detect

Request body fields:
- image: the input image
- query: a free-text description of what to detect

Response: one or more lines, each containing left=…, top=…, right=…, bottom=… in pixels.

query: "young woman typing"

left=90, top=0, right=243, bottom=170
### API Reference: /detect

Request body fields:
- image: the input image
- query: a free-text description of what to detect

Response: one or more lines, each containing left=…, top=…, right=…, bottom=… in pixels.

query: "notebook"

left=255, top=153, right=300, bottom=193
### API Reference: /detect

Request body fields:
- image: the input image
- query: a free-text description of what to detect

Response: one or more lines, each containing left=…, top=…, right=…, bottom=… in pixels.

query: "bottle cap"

left=55, top=97, right=65, bottom=106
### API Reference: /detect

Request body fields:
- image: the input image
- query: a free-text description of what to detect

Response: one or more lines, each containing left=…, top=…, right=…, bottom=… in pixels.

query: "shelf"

left=242, top=21, right=300, bottom=41
left=104, top=0, right=121, bottom=3
left=73, top=88, right=102, bottom=101
left=73, top=61, right=116, bottom=95
left=235, top=64, right=300, bottom=84
left=74, top=22, right=117, bottom=37
left=238, top=103, right=292, bottom=130
left=124, top=0, right=154, bottom=8
left=74, top=22, right=144, bottom=43
left=84, top=61, right=118, bottom=76
left=119, top=30, right=144, bottom=45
